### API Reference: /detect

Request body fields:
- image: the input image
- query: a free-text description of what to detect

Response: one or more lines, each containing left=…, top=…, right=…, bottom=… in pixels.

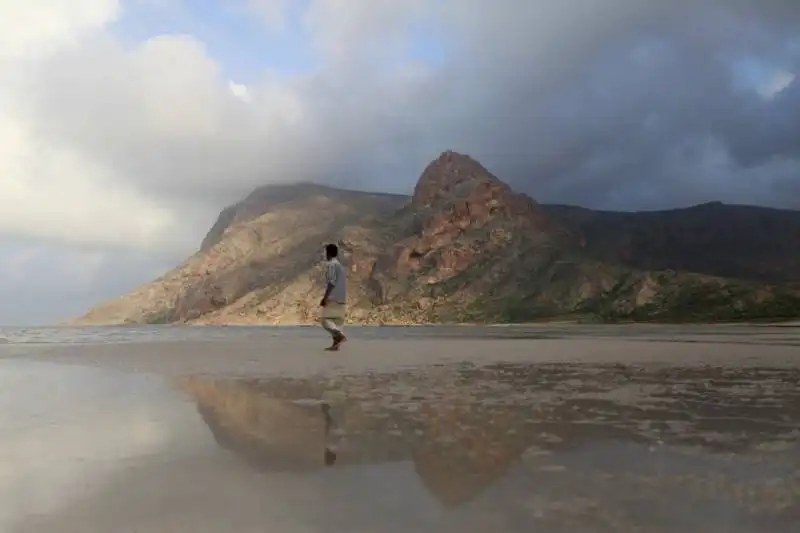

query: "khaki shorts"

left=321, top=301, right=346, bottom=333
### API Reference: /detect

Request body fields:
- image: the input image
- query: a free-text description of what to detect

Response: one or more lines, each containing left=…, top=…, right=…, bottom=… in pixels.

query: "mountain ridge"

left=74, top=151, right=800, bottom=325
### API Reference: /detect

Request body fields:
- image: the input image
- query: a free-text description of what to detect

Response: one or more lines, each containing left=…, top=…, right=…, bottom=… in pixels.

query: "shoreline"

left=15, top=325, right=800, bottom=380
left=60, top=318, right=800, bottom=328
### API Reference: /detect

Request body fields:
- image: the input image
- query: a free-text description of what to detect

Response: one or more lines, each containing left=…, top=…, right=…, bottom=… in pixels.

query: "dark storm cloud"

left=386, top=0, right=800, bottom=209
left=267, top=0, right=800, bottom=210
left=18, top=0, right=800, bottom=225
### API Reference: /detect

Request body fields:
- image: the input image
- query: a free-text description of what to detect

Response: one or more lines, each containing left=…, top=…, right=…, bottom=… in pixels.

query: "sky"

left=1, top=0, right=799, bottom=325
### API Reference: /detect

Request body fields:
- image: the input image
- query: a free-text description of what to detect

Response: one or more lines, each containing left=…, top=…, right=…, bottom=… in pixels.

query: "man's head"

left=325, top=243, right=338, bottom=260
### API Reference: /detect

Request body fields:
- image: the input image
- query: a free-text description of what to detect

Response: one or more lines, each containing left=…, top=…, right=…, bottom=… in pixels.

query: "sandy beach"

left=2, top=324, right=799, bottom=532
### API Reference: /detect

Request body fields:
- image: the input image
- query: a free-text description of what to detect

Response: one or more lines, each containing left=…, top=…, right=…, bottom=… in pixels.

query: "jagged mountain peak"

left=412, top=150, right=507, bottom=208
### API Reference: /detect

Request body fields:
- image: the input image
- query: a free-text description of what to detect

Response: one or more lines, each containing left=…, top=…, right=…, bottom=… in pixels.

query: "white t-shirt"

left=325, top=258, right=347, bottom=303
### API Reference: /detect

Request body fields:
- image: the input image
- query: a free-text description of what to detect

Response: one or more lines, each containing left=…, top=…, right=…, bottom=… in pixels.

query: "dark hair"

left=325, top=243, right=338, bottom=258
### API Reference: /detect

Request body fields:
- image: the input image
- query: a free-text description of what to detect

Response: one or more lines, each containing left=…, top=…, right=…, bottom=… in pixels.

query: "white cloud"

left=23, top=31, right=311, bottom=198
left=228, top=80, right=252, bottom=103
left=758, top=70, right=796, bottom=98
left=0, top=0, right=120, bottom=62
left=0, top=108, right=179, bottom=251
left=0, top=1, right=186, bottom=253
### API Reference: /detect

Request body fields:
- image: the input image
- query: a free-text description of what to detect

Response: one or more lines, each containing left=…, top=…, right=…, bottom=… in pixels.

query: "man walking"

left=320, top=243, right=347, bottom=351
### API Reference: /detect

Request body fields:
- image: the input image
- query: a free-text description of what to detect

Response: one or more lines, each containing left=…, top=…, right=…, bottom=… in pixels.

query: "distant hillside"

left=200, top=182, right=407, bottom=251
left=543, top=202, right=800, bottom=283
left=75, top=151, right=800, bottom=325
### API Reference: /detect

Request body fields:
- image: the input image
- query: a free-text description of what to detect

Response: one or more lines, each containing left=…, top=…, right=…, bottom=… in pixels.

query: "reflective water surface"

left=2, top=323, right=798, bottom=345
left=3, top=360, right=799, bottom=532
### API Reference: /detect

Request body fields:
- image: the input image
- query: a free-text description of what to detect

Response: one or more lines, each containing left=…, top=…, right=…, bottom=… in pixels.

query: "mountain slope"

left=75, top=151, right=800, bottom=325
left=200, top=182, right=406, bottom=251
left=77, top=188, right=406, bottom=325
left=544, top=202, right=800, bottom=282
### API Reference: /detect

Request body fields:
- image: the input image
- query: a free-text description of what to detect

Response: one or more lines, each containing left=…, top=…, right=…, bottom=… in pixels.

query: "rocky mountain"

left=75, top=151, right=800, bottom=325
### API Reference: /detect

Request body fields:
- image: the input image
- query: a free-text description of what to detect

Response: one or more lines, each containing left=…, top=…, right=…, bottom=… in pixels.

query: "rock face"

left=75, top=151, right=800, bottom=325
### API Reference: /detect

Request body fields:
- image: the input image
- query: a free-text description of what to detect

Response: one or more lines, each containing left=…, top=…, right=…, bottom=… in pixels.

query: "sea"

left=0, top=322, right=776, bottom=347
left=0, top=323, right=562, bottom=346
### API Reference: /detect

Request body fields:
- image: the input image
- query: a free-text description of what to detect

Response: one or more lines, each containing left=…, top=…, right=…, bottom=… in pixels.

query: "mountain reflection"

left=179, top=374, right=524, bottom=506
left=178, top=362, right=800, bottom=521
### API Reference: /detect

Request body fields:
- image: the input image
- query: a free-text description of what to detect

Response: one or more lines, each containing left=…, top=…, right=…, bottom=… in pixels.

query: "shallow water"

left=2, top=358, right=798, bottom=532
left=1, top=323, right=798, bottom=346
left=1, top=324, right=572, bottom=345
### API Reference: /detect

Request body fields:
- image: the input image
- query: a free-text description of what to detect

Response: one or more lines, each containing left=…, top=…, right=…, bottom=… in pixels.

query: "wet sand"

left=12, top=323, right=800, bottom=378
left=2, top=324, right=799, bottom=532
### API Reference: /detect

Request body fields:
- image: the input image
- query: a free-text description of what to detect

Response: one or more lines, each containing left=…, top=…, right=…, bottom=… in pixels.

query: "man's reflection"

left=322, top=403, right=337, bottom=466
